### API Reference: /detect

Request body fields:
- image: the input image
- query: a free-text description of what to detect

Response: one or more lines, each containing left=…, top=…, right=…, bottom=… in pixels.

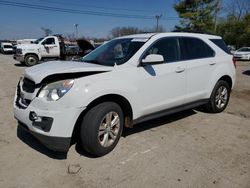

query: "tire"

left=205, top=80, right=231, bottom=113
left=80, top=102, right=124, bottom=156
left=24, top=54, right=38, bottom=66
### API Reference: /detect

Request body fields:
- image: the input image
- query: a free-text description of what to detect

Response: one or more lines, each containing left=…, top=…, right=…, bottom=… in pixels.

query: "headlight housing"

left=38, top=79, right=74, bottom=101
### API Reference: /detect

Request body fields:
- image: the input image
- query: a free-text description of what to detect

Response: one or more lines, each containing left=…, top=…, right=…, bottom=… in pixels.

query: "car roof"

left=117, top=32, right=221, bottom=40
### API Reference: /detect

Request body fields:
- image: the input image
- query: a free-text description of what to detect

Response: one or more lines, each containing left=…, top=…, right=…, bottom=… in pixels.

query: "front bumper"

left=14, top=97, right=85, bottom=152
left=13, top=54, right=25, bottom=62
left=18, top=121, right=71, bottom=152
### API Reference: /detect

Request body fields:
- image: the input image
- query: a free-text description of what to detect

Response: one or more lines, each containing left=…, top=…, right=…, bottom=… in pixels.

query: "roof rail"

left=172, top=29, right=213, bottom=35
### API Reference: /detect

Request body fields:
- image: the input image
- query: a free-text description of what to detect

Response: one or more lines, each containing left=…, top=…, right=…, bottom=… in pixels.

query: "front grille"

left=15, top=81, right=32, bottom=109
left=16, top=48, right=22, bottom=55
left=23, top=78, right=36, bottom=93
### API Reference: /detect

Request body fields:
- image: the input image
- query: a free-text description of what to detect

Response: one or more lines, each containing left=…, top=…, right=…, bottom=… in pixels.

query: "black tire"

left=205, top=80, right=231, bottom=113
left=24, top=54, right=38, bottom=66
left=80, top=102, right=124, bottom=156
left=20, top=61, right=25, bottom=65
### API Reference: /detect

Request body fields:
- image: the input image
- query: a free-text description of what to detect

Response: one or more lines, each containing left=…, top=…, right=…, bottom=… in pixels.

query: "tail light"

left=232, top=57, right=236, bottom=68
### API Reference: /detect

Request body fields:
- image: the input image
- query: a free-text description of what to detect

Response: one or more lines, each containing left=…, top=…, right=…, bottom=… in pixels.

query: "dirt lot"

left=0, top=54, right=249, bottom=188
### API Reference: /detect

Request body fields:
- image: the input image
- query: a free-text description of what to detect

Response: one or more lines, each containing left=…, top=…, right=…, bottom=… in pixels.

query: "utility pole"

left=74, top=23, right=78, bottom=39
left=155, top=14, right=162, bottom=32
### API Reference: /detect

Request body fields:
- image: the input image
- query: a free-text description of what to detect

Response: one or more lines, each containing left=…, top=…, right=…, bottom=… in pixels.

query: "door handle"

left=209, top=62, right=216, bottom=65
left=175, top=67, right=185, bottom=73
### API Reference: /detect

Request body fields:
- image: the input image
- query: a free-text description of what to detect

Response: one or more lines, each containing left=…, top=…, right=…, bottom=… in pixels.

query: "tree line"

left=107, top=0, right=249, bottom=49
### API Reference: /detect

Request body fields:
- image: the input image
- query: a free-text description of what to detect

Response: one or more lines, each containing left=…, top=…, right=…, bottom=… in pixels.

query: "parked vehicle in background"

left=0, top=42, right=14, bottom=54
left=233, top=47, right=250, bottom=60
left=13, top=35, right=94, bottom=66
left=14, top=32, right=236, bottom=156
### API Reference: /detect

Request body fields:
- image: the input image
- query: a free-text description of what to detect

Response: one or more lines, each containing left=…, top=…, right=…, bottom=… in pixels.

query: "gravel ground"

left=0, top=54, right=249, bottom=188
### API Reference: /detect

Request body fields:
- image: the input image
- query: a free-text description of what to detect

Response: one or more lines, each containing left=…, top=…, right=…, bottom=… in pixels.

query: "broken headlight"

left=38, top=79, right=74, bottom=101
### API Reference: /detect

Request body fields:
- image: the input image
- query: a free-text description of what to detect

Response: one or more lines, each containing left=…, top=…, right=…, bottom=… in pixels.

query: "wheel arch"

left=25, top=53, right=39, bottom=60
left=218, top=75, right=233, bottom=90
left=71, top=94, right=133, bottom=144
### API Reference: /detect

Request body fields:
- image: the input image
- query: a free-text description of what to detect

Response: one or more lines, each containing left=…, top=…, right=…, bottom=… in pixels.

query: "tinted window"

left=43, top=38, right=55, bottom=45
left=210, top=39, right=231, bottom=54
left=4, top=45, right=13, bottom=48
left=143, top=37, right=180, bottom=63
left=180, top=37, right=215, bottom=60
left=238, top=47, right=250, bottom=52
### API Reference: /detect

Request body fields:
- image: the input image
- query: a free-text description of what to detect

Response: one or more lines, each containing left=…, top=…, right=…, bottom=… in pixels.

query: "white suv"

left=14, top=32, right=236, bottom=156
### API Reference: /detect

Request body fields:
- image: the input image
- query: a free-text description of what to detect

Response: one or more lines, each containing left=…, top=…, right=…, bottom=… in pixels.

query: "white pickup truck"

left=13, top=35, right=94, bottom=66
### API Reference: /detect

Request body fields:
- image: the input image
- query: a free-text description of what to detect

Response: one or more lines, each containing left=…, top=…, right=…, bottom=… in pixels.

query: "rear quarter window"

left=180, top=37, right=215, bottom=60
left=210, top=39, right=231, bottom=54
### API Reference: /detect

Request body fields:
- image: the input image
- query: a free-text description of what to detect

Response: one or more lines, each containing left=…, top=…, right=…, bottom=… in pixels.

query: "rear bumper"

left=13, top=54, right=25, bottom=62
left=18, top=121, right=71, bottom=152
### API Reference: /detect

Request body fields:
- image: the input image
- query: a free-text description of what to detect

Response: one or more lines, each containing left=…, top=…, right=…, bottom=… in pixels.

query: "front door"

left=40, top=37, right=60, bottom=57
left=135, top=37, right=187, bottom=116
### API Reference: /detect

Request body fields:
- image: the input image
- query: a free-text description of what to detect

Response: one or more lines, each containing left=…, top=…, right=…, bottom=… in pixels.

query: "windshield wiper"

left=82, top=59, right=100, bottom=65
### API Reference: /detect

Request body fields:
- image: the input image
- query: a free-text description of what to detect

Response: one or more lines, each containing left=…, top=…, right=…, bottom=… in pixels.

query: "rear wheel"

left=24, top=54, right=38, bottom=66
left=205, top=80, right=230, bottom=113
left=80, top=102, right=123, bottom=156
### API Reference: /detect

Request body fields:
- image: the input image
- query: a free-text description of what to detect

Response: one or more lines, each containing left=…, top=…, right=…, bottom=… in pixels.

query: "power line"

left=36, top=0, right=166, bottom=14
left=0, top=0, right=179, bottom=20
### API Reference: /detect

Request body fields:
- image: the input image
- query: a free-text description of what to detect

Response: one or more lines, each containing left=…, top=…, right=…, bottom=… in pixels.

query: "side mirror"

left=141, top=54, right=164, bottom=66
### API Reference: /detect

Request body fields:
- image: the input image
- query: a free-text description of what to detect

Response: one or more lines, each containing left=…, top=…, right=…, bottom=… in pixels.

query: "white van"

left=1, top=42, right=13, bottom=54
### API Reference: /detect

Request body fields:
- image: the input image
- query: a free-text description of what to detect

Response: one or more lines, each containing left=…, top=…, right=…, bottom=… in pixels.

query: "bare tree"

left=110, top=27, right=140, bottom=38
left=225, top=0, right=250, bottom=20
left=41, top=27, right=53, bottom=36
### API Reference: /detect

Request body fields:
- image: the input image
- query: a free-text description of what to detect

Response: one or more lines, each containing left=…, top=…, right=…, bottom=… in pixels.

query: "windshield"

left=3, top=45, right=12, bottom=48
left=81, top=38, right=146, bottom=66
left=34, top=37, right=44, bottom=44
left=238, top=48, right=250, bottom=52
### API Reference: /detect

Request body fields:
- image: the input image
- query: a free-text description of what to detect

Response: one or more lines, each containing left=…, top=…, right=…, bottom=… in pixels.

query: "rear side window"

left=180, top=37, right=215, bottom=60
left=210, top=39, right=231, bottom=54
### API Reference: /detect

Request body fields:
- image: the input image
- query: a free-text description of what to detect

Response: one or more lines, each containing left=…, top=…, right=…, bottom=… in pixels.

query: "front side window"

left=81, top=38, right=146, bottom=66
left=43, top=38, right=55, bottom=45
left=143, top=37, right=180, bottom=63
left=180, top=37, right=215, bottom=60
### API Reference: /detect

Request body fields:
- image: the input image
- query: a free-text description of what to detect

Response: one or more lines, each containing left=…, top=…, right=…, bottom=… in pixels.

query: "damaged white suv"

left=14, top=32, right=236, bottom=156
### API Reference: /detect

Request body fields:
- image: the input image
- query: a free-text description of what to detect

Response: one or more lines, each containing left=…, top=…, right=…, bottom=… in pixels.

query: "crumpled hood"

left=24, top=61, right=113, bottom=83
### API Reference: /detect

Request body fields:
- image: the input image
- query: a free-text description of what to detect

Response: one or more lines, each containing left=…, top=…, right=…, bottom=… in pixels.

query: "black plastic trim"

left=18, top=121, right=71, bottom=152
left=133, top=99, right=209, bottom=125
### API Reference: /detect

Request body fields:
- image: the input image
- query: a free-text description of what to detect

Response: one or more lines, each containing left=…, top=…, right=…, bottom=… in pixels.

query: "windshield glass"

left=81, top=38, right=146, bottom=66
left=34, top=37, right=44, bottom=44
left=3, top=45, right=12, bottom=48
left=238, top=48, right=250, bottom=52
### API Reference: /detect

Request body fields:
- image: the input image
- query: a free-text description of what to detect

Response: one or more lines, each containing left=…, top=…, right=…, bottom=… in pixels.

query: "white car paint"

left=233, top=47, right=250, bottom=60
left=13, top=32, right=236, bottom=152
left=1, top=42, right=13, bottom=53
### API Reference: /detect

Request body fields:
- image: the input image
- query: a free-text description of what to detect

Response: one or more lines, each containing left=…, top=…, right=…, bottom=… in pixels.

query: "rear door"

left=179, top=37, right=216, bottom=103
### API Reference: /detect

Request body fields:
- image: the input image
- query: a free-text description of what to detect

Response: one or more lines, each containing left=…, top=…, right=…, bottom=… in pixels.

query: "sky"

left=0, top=0, right=181, bottom=40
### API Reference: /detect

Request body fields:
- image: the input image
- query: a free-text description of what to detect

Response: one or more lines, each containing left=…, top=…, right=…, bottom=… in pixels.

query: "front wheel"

left=205, top=80, right=231, bottom=113
left=80, top=102, right=124, bottom=156
left=24, top=54, right=38, bottom=66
